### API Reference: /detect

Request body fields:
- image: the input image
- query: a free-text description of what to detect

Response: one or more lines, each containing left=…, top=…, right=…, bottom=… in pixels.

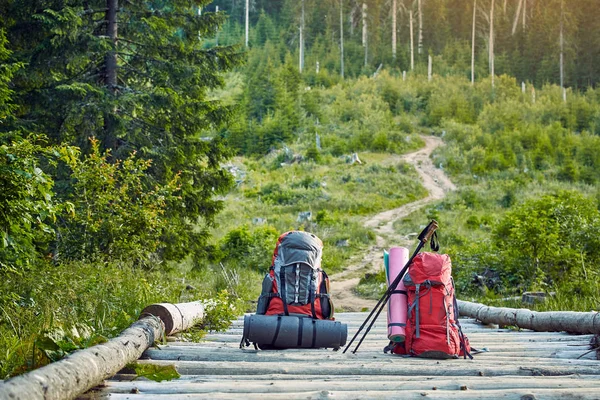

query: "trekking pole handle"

left=418, top=220, right=438, bottom=244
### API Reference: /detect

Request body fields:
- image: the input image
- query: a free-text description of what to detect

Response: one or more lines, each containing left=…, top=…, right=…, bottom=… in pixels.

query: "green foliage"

left=216, top=225, right=279, bottom=272
left=198, top=290, right=243, bottom=332
left=3, top=0, right=241, bottom=264
left=55, top=138, right=181, bottom=266
left=493, top=191, right=600, bottom=287
left=128, top=363, right=180, bottom=382
left=35, top=325, right=106, bottom=363
left=0, top=137, right=68, bottom=273
left=355, top=269, right=387, bottom=300
left=0, top=259, right=184, bottom=378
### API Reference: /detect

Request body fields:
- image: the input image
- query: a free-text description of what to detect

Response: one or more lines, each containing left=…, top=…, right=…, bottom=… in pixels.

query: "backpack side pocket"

left=256, top=273, right=275, bottom=314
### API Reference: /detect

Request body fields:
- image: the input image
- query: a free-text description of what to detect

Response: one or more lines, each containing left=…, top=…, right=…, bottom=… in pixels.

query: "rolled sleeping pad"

left=387, top=247, right=409, bottom=343
left=242, top=314, right=347, bottom=349
left=384, top=250, right=389, bottom=280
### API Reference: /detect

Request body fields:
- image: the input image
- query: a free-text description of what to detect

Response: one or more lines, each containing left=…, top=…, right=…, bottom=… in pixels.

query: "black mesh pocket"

left=256, top=273, right=275, bottom=314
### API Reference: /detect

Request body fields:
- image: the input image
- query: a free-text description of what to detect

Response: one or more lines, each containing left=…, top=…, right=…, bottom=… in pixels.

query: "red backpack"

left=386, top=252, right=471, bottom=359
left=256, top=231, right=334, bottom=320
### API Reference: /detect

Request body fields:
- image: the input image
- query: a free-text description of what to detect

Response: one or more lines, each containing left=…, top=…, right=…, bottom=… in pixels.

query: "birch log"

left=140, top=301, right=205, bottom=335
left=0, top=301, right=204, bottom=400
left=458, top=300, right=600, bottom=334
left=0, top=316, right=163, bottom=400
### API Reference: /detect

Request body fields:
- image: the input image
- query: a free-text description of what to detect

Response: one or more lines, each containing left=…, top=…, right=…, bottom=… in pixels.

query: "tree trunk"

left=560, top=0, right=565, bottom=102
left=512, top=0, right=523, bottom=35
left=340, top=0, right=344, bottom=78
left=457, top=300, right=600, bottom=334
left=428, top=54, right=432, bottom=81
left=410, top=9, right=415, bottom=70
left=141, top=301, right=205, bottom=335
left=418, top=0, right=423, bottom=55
left=362, top=2, right=368, bottom=67
left=215, top=6, right=219, bottom=46
left=300, top=0, right=305, bottom=73
left=392, top=0, right=397, bottom=59
left=0, top=317, right=163, bottom=400
left=105, top=0, right=118, bottom=90
left=489, top=0, right=495, bottom=88
left=471, top=0, right=477, bottom=84
left=245, top=0, right=249, bottom=47
left=104, top=0, right=118, bottom=152
left=0, top=301, right=204, bottom=400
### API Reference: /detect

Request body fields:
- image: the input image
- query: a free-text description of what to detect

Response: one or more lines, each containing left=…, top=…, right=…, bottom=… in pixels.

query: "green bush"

left=493, top=190, right=600, bottom=287
left=0, top=136, right=67, bottom=273
left=55, top=138, right=181, bottom=267
left=218, top=225, right=279, bottom=272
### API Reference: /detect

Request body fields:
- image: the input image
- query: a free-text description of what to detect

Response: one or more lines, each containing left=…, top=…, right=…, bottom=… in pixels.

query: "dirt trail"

left=329, top=136, right=456, bottom=312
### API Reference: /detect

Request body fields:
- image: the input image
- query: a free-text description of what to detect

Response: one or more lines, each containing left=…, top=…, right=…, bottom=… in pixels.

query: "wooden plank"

left=98, top=388, right=600, bottom=399
left=141, top=347, right=597, bottom=361
left=90, top=311, right=600, bottom=399
left=100, top=376, right=600, bottom=394
left=133, top=359, right=600, bottom=376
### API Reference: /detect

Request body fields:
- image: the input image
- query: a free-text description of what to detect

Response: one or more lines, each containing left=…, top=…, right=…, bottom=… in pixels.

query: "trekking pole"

left=342, top=220, right=439, bottom=354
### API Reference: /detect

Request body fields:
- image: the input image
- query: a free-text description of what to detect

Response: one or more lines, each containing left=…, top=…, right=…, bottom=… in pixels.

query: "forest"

left=1, top=0, right=600, bottom=379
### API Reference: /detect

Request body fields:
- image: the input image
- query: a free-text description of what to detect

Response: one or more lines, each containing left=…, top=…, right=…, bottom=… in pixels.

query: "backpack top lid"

left=405, top=252, right=452, bottom=285
left=272, top=231, right=323, bottom=270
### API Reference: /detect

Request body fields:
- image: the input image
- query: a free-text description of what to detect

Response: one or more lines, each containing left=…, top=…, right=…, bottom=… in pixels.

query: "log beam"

left=457, top=300, right=600, bottom=334
left=0, top=316, right=163, bottom=400
left=0, top=301, right=204, bottom=400
left=140, top=301, right=204, bottom=335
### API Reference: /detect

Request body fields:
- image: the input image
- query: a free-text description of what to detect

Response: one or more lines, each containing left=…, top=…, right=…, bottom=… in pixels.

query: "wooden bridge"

left=85, top=308, right=599, bottom=399
left=2, top=301, right=599, bottom=399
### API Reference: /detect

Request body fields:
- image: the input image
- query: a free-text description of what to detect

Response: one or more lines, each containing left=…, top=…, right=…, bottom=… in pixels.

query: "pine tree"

left=2, top=0, right=244, bottom=263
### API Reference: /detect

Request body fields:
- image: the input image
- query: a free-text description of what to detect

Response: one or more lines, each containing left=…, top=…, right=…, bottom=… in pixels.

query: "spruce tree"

left=1, top=0, right=243, bottom=263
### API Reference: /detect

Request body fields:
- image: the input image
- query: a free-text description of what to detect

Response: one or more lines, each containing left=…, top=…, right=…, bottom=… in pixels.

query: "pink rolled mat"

left=387, top=247, right=409, bottom=342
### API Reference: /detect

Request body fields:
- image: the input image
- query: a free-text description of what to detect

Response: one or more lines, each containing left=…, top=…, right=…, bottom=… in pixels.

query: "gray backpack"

left=256, top=231, right=333, bottom=319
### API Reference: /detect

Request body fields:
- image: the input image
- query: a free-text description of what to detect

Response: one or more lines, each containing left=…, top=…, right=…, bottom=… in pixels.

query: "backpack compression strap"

left=451, top=279, right=473, bottom=360
left=308, top=267, right=317, bottom=318
left=279, top=266, right=289, bottom=316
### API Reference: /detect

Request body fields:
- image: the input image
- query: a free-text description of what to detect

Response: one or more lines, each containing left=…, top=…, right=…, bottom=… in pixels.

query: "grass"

left=211, top=150, right=428, bottom=276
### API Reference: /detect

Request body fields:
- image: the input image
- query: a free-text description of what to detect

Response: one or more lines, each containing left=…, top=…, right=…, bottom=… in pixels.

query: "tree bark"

left=105, top=0, right=118, bottom=91
left=0, top=317, right=164, bottom=400
left=428, top=54, right=432, bottom=81
left=489, top=0, right=495, bottom=88
left=103, top=0, right=118, bottom=152
left=245, top=0, right=249, bottom=47
left=560, top=0, right=565, bottom=102
left=362, top=2, right=368, bottom=67
left=409, top=9, right=414, bottom=70
left=141, top=301, right=205, bottom=335
left=458, top=300, right=600, bottom=334
left=0, top=301, right=205, bottom=400
left=392, top=0, right=397, bottom=60
left=418, top=0, right=423, bottom=55
left=512, top=0, right=523, bottom=35
left=340, top=0, right=344, bottom=78
left=299, top=0, right=305, bottom=73
left=362, top=2, right=367, bottom=46
left=471, top=0, right=477, bottom=84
